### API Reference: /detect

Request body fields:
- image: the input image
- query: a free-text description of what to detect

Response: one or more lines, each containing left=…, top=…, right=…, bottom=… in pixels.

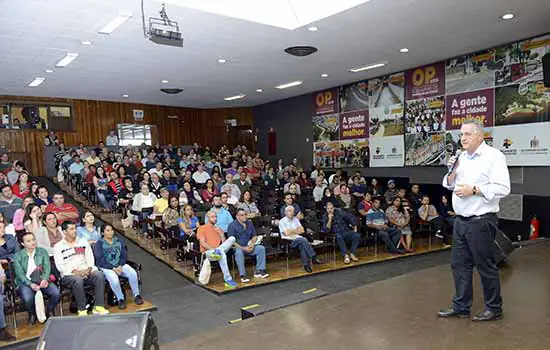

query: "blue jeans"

left=234, top=245, right=266, bottom=276
left=336, top=231, right=361, bottom=256
left=378, top=228, right=402, bottom=253
left=205, top=236, right=236, bottom=282
left=0, top=285, right=5, bottom=328
left=102, top=265, right=140, bottom=301
left=18, top=283, right=61, bottom=315
left=290, top=236, right=316, bottom=267
left=96, top=189, right=112, bottom=209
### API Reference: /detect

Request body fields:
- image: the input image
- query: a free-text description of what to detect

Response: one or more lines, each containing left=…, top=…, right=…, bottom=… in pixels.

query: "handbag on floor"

left=198, top=258, right=211, bottom=285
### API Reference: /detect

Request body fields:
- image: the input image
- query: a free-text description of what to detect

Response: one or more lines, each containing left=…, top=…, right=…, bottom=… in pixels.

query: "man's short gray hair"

left=462, top=119, right=484, bottom=134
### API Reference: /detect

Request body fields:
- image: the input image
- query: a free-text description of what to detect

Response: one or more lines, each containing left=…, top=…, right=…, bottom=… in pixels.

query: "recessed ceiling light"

left=81, top=40, right=92, bottom=46
left=218, top=58, right=227, bottom=63
left=224, top=94, right=246, bottom=101
left=256, top=89, right=263, bottom=93
left=55, top=53, right=79, bottom=68
left=501, top=13, right=514, bottom=20
left=45, top=69, right=54, bottom=73
left=320, top=73, right=328, bottom=78
left=400, top=48, right=409, bottom=53
left=98, top=12, right=133, bottom=34
left=275, top=81, right=303, bottom=89
left=308, top=26, right=318, bottom=31
left=121, top=94, right=129, bottom=98
left=28, top=77, right=45, bottom=87
left=348, top=62, right=386, bottom=73
left=161, top=80, right=169, bottom=84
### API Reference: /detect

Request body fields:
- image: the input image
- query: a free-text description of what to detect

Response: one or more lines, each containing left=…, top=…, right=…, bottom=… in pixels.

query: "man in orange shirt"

left=45, top=193, right=79, bottom=224
left=197, top=211, right=237, bottom=288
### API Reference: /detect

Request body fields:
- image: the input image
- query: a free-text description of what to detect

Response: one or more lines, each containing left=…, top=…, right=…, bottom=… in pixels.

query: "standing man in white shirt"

left=105, top=130, right=119, bottom=147
left=437, top=120, right=510, bottom=322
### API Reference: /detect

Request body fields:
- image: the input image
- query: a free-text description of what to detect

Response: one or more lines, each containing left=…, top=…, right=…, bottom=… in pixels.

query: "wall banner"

left=493, top=123, right=550, bottom=166
left=314, top=88, right=339, bottom=115
left=339, top=110, right=369, bottom=140
left=405, top=61, right=446, bottom=100
left=445, top=88, right=495, bottom=130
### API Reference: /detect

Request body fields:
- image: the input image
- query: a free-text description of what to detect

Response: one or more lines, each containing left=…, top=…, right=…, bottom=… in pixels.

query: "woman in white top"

left=35, top=212, right=64, bottom=256
left=131, top=183, right=157, bottom=235
left=23, top=203, right=42, bottom=234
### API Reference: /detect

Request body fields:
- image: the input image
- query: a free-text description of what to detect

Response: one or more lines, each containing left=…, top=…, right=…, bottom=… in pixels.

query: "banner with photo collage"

left=368, top=73, right=405, bottom=167
left=312, top=33, right=550, bottom=168
left=313, top=85, right=371, bottom=168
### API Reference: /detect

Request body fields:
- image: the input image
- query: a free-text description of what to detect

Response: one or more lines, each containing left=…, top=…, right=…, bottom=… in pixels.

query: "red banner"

left=314, top=88, right=339, bottom=115
left=405, top=62, right=446, bottom=100
left=339, top=110, right=369, bottom=139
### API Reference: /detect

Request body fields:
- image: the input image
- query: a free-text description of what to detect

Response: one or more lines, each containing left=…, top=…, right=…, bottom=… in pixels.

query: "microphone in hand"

left=447, top=150, right=462, bottom=175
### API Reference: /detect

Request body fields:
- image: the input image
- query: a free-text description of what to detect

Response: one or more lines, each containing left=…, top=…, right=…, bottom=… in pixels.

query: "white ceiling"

left=0, top=0, right=548, bottom=108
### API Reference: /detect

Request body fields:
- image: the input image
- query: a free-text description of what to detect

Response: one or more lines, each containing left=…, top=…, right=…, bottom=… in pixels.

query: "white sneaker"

left=344, top=254, right=351, bottom=264
left=254, top=271, right=269, bottom=279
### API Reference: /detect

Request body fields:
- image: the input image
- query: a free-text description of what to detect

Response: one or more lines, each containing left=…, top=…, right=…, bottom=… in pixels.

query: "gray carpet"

left=4, top=179, right=452, bottom=349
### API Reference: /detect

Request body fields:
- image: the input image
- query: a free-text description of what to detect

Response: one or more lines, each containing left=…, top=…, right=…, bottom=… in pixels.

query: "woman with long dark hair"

left=386, top=196, right=413, bottom=253
left=201, top=179, right=219, bottom=203
left=93, top=167, right=112, bottom=211
left=237, top=190, right=260, bottom=219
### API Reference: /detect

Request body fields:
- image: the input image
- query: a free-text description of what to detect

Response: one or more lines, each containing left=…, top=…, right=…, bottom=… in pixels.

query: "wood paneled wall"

left=0, top=96, right=253, bottom=175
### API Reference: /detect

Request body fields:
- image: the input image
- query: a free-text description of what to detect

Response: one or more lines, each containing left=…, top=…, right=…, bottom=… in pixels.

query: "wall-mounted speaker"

left=36, top=312, right=159, bottom=350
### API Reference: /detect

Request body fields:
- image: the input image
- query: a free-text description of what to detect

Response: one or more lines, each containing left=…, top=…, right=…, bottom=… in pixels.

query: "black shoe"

left=437, top=308, right=470, bottom=318
left=0, top=328, right=16, bottom=341
left=118, top=299, right=127, bottom=310
left=312, top=257, right=323, bottom=265
left=134, top=295, right=144, bottom=305
left=472, top=310, right=502, bottom=322
left=28, top=314, right=37, bottom=325
left=304, top=265, right=313, bottom=273
left=46, top=310, right=56, bottom=319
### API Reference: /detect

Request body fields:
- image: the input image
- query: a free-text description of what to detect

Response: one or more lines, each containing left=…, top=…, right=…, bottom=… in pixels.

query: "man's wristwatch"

left=473, top=186, right=477, bottom=195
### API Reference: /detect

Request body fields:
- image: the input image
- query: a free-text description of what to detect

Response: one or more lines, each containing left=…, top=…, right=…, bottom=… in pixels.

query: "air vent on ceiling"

left=284, top=46, right=318, bottom=57
left=160, top=88, right=184, bottom=94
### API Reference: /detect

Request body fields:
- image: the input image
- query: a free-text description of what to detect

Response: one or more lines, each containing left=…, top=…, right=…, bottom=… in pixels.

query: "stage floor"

left=162, top=241, right=550, bottom=350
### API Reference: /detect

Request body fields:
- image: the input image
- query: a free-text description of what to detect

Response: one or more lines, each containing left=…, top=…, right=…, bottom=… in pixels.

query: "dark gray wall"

left=253, top=93, right=550, bottom=196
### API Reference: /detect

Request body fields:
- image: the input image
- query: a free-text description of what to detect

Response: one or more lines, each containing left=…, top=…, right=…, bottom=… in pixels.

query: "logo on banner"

left=406, top=62, right=446, bottom=100
left=315, top=89, right=339, bottom=115
left=503, top=138, right=513, bottom=149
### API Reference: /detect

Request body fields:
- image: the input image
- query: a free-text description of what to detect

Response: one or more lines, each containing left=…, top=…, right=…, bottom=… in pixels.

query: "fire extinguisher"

left=529, top=215, right=540, bottom=240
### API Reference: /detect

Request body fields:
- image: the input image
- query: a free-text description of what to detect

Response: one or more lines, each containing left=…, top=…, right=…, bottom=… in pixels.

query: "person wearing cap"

left=384, top=179, right=399, bottom=206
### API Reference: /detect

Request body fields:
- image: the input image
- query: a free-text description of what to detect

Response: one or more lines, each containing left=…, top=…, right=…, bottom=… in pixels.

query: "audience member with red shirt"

left=45, top=193, right=79, bottom=224
left=11, top=171, right=31, bottom=199
left=357, top=192, right=373, bottom=218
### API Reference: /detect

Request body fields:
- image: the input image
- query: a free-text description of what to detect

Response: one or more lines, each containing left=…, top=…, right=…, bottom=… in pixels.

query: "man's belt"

left=456, top=213, right=497, bottom=221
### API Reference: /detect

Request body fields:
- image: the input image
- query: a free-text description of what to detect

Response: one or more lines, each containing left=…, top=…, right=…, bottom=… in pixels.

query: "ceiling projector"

left=147, top=4, right=183, bottom=47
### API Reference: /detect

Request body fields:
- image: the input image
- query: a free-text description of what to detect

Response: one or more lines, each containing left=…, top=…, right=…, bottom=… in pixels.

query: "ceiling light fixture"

left=224, top=94, right=246, bottom=101
left=98, top=12, right=133, bottom=34
left=161, top=80, right=169, bottom=84
left=308, top=26, right=318, bottom=31
left=400, top=48, right=409, bottom=53
left=320, top=73, right=328, bottom=78
left=276, top=81, right=303, bottom=89
left=55, top=53, right=79, bottom=68
left=256, top=89, right=263, bottom=93
left=45, top=69, right=54, bottom=73
left=501, top=13, right=514, bottom=20
left=218, top=58, right=227, bottom=63
left=81, top=40, right=92, bottom=46
left=121, top=94, right=129, bottom=98
left=348, top=61, right=387, bottom=73
left=28, top=77, right=45, bottom=87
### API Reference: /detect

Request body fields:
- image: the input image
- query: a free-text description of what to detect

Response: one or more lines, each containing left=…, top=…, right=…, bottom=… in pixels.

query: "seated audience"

left=131, top=183, right=157, bottom=235
left=93, top=224, right=143, bottom=309
left=409, top=184, right=423, bottom=214
left=235, top=171, right=251, bottom=195
left=77, top=211, right=101, bottom=245
left=384, top=179, right=399, bottom=205
left=336, top=184, right=352, bottom=210
left=0, top=185, right=23, bottom=223
left=179, top=182, right=203, bottom=207
left=68, top=155, right=84, bottom=178
left=36, top=212, right=64, bottom=255
left=34, top=185, right=52, bottom=209
left=262, top=168, right=278, bottom=188
left=366, top=198, right=403, bottom=254
left=85, top=150, right=100, bottom=166
left=45, top=193, right=79, bottom=224
left=278, top=205, right=322, bottom=273
left=357, top=192, right=373, bottom=218
left=0, top=264, right=16, bottom=341
left=418, top=195, right=444, bottom=240
left=107, top=170, right=124, bottom=198
left=221, top=173, right=241, bottom=201
left=386, top=196, right=413, bottom=253
left=297, top=172, right=311, bottom=190
left=350, top=176, right=367, bottom=201
left=7, top=161, right=24, bottom=186
left=283, top=176, right=301, bottom=195
left=439, top=195, right=455, bottom=247
left=178, top=204, right=199, bottom=239
left=280, top=193, right=304, bottom=220
left=162, top=196, right=181, bottom=237
left=320, top=188, right=340, bottom=209
left=12, top=196, right=34, bottom=236
left=220, top=192, right=237, bottom=217
left=201, top=179, right=219, bottom=203
left=11, top=171, right=31, bottom=198
left=397, top=188, right=413, bottom=216
left=227, top=209, right=269, bottom=282
left=322, top=202, right=360, bottom=264
left=237, top=190, right=260, bottom=219
left=13, top=232, right=61, bottom=325
left=192, top=164, right=210, bottom=185
left=205, top=195, right=233, bottom=234
left=312, top=176, right=328, bottom=205
left=149, top=173, right=163, bottom=198
left=197, top=211, right=237, bottom=288
left=23, top=203, right=42, bottom=235
left=153, top=188, right=170, bottom=215
left=53, top=221, right=109, bottom=316
left=0, top=221, right=20, bottom=262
